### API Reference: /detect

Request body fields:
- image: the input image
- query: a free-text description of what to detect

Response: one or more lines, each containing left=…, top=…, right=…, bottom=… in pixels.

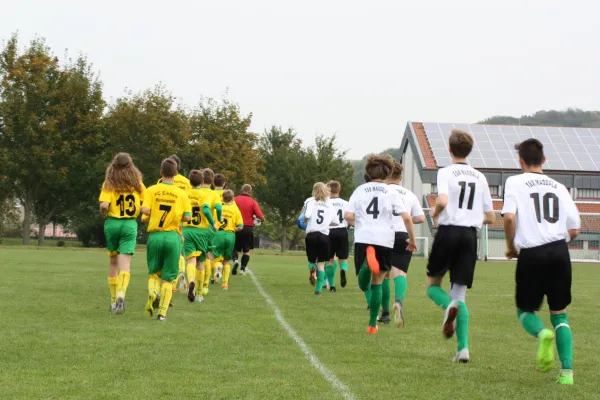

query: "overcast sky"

left=3, top=0, right=600, bottom=159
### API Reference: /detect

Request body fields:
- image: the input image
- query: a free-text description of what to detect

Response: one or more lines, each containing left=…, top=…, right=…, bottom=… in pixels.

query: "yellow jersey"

left=157, top=174, right=191, bottom=192
left=211, top=189, right=223, bottom=222
left=184, top=186, right=219, bottom=229
left=99, top=182, right=146, bottom=219
left=219, top=203, right=244, bottom=233
left=142, top=183, right=191, bottom=233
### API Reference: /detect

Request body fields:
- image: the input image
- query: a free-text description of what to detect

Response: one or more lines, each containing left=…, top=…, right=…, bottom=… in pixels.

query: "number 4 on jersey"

left=366, top=197, right=379, bottom=219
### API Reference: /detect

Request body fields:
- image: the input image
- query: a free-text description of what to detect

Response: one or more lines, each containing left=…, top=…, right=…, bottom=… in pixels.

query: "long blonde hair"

left=312, top=182, right=330, bottom=202
left=103, top=153, right=143, bottom=193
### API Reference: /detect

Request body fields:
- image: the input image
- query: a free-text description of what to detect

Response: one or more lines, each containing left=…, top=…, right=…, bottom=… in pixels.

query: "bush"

left=56, top=240, right=66, bottom=247
left=74, top=217, right=106, bottom=248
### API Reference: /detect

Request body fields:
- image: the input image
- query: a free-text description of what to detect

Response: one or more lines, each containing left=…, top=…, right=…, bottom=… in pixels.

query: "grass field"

left=1, top=246, right=599, bottom=400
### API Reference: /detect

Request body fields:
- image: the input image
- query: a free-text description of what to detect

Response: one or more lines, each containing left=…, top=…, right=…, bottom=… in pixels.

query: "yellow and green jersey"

left=99, top=182, right=146, bottom=219
left=142, top=183, right=191, bottom=233
left=157, top=174, right=191, bottom=192
left=211, top=189, right=223, bottom=223
left=219, top=203, right=243, bottom=233
left=184, top=186, right=219, bottom=229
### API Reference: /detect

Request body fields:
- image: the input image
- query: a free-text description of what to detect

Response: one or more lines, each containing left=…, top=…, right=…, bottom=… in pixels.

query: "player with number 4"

left=426, top=129, right=495, bottom=363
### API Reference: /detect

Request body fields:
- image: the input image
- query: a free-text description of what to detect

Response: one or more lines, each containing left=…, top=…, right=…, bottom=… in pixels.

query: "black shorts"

left=354, top=243, right=392, bottom=276
left=305, top=231, right=330, bottom=263
left=427, top=225, right=478, bottom=288
left=392, top=232, right=413, bottom=273
left=516, top=240, right=572, bottom=312
left=329, top=228, right=349, bottom=259
left=235, top=226, right=254, bottom=253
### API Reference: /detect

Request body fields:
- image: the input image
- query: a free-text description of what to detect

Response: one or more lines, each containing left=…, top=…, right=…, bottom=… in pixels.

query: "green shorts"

left=211, top=231, right=236, bottom=260
left=104, top=218, right=137, bottom=256
left=147, top=231, right=181, bottom=282
left=183, top=227, right=214, bottom=262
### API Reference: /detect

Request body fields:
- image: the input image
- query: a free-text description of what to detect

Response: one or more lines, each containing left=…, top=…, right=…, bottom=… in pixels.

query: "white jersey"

left=502, top=172, right=581, bottom=249
left=349, top=181, right=406, bottom=248
left=305, top=198, right=337, bottom=235
left=388, top=184, right=424, bottom=233
left=436, top=163, right=493, bottom=229
left=328, top=197, right=351, bottom=229
left=303, top=197, right=314, bottom=211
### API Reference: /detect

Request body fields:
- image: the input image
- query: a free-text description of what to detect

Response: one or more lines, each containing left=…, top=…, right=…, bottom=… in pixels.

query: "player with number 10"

left=427, top=129, right=495, bottom=362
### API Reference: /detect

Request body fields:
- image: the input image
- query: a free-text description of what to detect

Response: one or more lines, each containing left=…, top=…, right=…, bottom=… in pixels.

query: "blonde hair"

left=312, top=182, right=330, bottom=202
left=103, top=153, right=143, bottom=193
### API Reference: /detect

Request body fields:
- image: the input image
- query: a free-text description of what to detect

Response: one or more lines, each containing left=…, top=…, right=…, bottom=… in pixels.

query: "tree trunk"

left=38, top=222, right=47, bottom=246
left=22, top=194, right=33, bottom=245
left=280, top=224, right=287, bottom=253
left=52, top=221, right=56, bottom=239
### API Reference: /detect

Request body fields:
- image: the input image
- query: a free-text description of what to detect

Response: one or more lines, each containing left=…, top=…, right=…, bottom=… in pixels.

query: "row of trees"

left=0, top=34, right=355, bottom=250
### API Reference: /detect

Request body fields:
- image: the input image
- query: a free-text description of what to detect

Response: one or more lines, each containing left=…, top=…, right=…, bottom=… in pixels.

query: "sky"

left=3, top=0, right=600, bottom=159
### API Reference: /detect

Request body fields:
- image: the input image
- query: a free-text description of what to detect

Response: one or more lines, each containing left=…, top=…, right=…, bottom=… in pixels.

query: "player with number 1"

left=141, top=158, right=191, bottom=321
left=326, top=181, right=352, bottom=291
left=99, top=153, right=146, bottom=314
left=427, top=129, right=495, bottom=362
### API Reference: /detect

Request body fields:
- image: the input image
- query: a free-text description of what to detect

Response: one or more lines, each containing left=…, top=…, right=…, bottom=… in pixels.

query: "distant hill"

left=352, top=109, right=600, bottom=184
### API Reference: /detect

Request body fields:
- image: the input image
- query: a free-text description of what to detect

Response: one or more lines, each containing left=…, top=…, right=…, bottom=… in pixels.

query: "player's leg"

left=325, top=232, right=338, bottom=291
left=145, top=233, right=163, bottom=317
left=354, top=243, right=372, bottom=307
left=232, top=232, right=241, bottom=275
left=338, top=229, right=350, bottom=288
left=221, top=232, right=235, bottom=290
left=195, top=256, right=206, bottom=302
left=240, top=227, right=254, bottom=274
left=515, top=247, right=554, bottom=373
left=157, top=232, right=180, bottom=321
left=112, top=219, right=136, bottom=314
left=547, top=243, right=573, bottom=384
left=315, top=233, right=330, bottom=294
left=104, top=218, right=121, bottom=311
left=378, top=275, right=391, bottom=324
left=202, top=230, right=216, bottom=294
left=305, top=233, right=318, bottom=287
left=367, top=247, right=391, bottom=334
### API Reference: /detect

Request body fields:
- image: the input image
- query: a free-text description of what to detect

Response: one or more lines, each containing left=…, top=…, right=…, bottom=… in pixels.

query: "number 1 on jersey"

left=337, top=209, right=343, bottom=223
left=458, top=181, right=476, bottom=210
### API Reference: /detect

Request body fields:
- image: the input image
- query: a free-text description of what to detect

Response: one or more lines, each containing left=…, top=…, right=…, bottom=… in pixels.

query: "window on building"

left=589, top=240, right=600, bottom=250
left=577, top=189, right=600, bottom=199
left=431, top=184, right=437, bottom=194
left=568, top=240, right=584, bottom=250
left=489, top=185, right=500, bottom=198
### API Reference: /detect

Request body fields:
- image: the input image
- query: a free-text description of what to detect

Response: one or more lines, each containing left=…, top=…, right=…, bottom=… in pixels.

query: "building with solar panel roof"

left=399, top=122, right=600, bottom=262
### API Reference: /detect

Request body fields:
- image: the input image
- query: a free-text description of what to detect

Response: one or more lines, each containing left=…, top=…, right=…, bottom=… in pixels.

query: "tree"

left=104, top=85, right=190, bottom=185
left=184, top=97, right=264, bottom=189
left=0, top=35, right=105, bottom=245
left=352, top=147, right=401, bottom=187
left=479, top=108, right=600, bottom=128
left=255, top=127, right=356, bottom=251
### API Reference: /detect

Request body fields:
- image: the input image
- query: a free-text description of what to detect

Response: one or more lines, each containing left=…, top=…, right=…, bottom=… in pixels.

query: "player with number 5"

left=99, top=153, right=146, bottom=315
left=427, top=129, right=495, bottom=363
left=141, top=158, right=192, bottom=321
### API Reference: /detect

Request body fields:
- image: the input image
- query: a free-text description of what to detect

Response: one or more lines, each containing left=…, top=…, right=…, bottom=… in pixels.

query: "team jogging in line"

left=100, top=129, right=579, bottom=386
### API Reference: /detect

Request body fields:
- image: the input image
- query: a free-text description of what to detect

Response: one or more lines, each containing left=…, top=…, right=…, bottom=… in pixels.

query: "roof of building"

left=408, top=122, right=600, bottom=174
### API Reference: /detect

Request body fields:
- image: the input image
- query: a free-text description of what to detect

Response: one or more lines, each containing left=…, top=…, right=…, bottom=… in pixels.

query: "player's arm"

left=98, top=184, right=111, bottom=218
left=432, top=169, right=449, bottom=220
left=564, top=189, right=581, bottom=240
left=410, top=194, right=425, bottom=224
left=304, top=201, right=313, bottom=222
left=329, top=207, right=339, bottom=226
left=235, top=208, right=244, bottom=232
left=501, top=179, right=518, bottom=258
left=141, top=188, right=153, bottom=216
left=253, top=200, right=265, bottom=222
left=394, top=194, right=417, bottom=251
left=344, top=194, right=356, bottom=226
left=181, top=195, right=192, bottom=224
left=214, top=198, right=223, bottom=222
left=481, top=181, right=496, bottom=225
left=202, top=202, right=217, bottom=230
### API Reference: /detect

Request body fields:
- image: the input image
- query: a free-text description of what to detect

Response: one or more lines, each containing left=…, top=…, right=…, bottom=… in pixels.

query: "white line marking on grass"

left=247, top=269, right=357, bottom=400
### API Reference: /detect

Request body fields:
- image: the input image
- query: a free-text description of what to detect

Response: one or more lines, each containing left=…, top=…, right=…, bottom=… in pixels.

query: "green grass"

left=1, top=247, right=598, bottom=399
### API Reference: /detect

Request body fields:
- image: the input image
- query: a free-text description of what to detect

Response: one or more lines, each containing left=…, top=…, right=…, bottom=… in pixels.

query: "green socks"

left=326, top=263, right=336, bottom=288
left=316, top=270, right=325, bottom=292
left=427, top=286, right=451, bottom=309
left=394, top=275, right=407, bottom=303
left=381, top=279, right=391, bottom=313
left=456, top=301, right=469, bottom=351
left=517, top=310, right=544, bottom=337
left=340, top=260, right=348, bottom=272
left=551, top=313, right=573, bottom=370
left=364, top=289, right=371, bottom=307
left=308, top=262, right=316, bottom=271
left=369, top=284, right=382, bottom=327
left=358, top=262, right=372, bottom=292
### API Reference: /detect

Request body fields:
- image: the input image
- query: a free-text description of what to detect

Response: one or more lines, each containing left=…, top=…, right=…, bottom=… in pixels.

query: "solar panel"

left=423, top=123, right=600, bottom=171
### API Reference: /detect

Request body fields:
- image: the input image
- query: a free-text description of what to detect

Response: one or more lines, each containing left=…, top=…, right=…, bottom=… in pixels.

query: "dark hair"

left=214, top=173, right=226, bottom=188
left=515, top=138, right=544, bottom=166
left=365, top=155, right=394, bottom=181
left=327, top=180, right=341, bottom=194
left=189, top=169, right=203, bottom=187
left=161, top=158, right=178, bottom=178
left=390, top=162, right=404, bottom=180
left=223, top=189, right=234, bottom=203
left=241, top=184, right=252, bottom=194
left=202, top=168, right=214, bottom=185
left=169, top=154, right=181, bottom=170
left=449, top=129, right=474, bottom=158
